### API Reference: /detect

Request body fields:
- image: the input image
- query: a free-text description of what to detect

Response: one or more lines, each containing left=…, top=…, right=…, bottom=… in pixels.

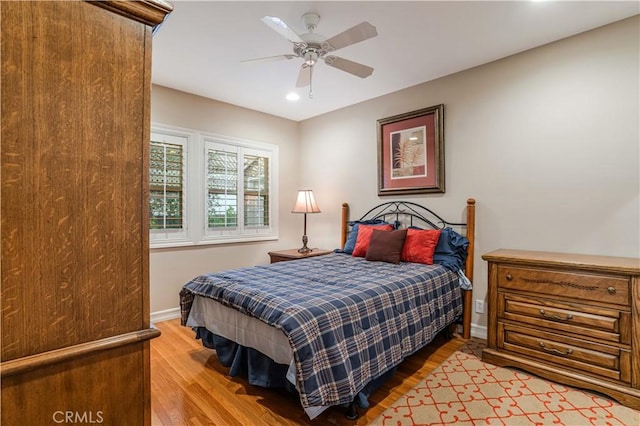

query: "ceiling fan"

left=244, top=12, right=378, bottom=98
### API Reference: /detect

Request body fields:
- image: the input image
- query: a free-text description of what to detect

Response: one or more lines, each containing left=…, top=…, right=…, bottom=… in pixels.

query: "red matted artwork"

left=377, top=104, right=445, bottom=195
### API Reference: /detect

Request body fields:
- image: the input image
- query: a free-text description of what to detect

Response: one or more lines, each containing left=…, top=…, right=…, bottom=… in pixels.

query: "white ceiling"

left=151, top=1, right=639, bottom=122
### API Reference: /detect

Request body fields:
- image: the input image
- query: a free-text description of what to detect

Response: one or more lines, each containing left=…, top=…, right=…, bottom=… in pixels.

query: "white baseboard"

left=470, top=323, right=487, bottom=340
left=151, top=307, right=181, bottom=323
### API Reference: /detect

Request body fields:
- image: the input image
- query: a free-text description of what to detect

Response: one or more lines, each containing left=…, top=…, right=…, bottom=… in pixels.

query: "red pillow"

left=401, top=228, right=442, bottom=265
left=352, top=224, right=393, bottom=257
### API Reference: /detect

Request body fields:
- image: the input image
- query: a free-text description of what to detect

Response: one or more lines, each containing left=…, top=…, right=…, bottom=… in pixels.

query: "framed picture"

left=377, top=104, right=444, bottom=195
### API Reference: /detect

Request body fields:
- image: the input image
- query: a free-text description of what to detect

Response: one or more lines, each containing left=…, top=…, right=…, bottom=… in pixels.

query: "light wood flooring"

left=150, top=319, right=466, bottom=425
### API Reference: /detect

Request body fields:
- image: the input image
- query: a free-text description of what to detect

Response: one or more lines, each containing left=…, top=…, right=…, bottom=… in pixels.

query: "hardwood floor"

left=150, top=319, right=466, bottom=425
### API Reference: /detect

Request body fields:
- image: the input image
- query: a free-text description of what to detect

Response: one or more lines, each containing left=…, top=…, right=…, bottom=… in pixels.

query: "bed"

left=179, top=199, right=476, bottom=419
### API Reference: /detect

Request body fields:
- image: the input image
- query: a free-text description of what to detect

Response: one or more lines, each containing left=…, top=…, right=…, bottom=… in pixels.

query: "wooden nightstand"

left=268, top=248, right=333, bottom=264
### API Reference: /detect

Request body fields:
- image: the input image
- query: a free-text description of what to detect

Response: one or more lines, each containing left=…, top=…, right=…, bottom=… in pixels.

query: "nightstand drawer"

left=499, top=323, right=630, bottom=384
left=497, top=265, right=630, bottom=306
left=269, top=254, right=292, bottom=263
left=498, top=293, right=630, bottom=344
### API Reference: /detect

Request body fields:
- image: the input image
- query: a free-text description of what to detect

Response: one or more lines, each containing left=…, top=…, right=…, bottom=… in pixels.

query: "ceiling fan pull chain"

left=309, top=66, right=314, bottom=99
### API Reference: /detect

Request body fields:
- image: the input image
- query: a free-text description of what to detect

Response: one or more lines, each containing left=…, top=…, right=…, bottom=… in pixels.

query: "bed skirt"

left=195, top=327, right=396, bottom=412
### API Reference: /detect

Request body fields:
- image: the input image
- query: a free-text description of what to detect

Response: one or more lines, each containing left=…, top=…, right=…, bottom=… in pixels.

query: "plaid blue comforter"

left=179, top=252, right=462, bottom=408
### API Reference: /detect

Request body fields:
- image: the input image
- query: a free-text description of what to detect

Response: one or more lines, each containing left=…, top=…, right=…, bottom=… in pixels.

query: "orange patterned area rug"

left=372, top=338, right=639, bottom=426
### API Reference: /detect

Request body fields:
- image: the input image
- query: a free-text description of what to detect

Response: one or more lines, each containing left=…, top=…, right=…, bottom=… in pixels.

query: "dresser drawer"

left=498, top=323, right=630, bottom=384
left=498, top=293, right=630, bottom=344
left=497, top=265, right=630, bottom=306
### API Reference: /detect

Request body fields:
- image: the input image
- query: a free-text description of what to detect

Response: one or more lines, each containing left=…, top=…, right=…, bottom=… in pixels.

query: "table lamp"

left=291, top=190, right=321, bottom=253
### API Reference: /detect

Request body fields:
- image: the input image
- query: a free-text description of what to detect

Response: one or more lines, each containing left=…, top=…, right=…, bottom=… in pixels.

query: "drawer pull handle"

left=607, top=286, right=616, bottom=295
left=539, top=342, right=573, bottom=356
left=505, top=274, right=513, bottom=281
left=539, top=309, right=573, bottom=321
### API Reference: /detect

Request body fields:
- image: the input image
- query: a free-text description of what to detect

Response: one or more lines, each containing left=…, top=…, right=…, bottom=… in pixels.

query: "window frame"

left=201, top=133, right=278, bottom=243
left=149, top=126, right=191, bottom=247
left=149, top=123, right=279, bottom=249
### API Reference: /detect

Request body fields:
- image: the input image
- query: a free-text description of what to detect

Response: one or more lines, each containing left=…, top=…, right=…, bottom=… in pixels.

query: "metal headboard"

left=356, top=201, right=466, bottom=230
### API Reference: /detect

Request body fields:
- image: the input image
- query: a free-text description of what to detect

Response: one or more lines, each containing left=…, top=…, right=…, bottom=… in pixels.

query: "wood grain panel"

left=1, top=342, right=147, bottom=425
left=497, top=265, right=630, bottom=306
left=1, top=328, right=160, bottom=377
left=1, top=0, right=148, bottom=361
left=483, top=249, right=640, bottom=275
left=500, top=293, right=624, bottom=343
left=1, top=1, right=169, bottom=425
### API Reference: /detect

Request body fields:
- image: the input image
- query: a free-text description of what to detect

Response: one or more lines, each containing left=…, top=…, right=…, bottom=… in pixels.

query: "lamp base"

left=298, top=234, right=311, bottom=254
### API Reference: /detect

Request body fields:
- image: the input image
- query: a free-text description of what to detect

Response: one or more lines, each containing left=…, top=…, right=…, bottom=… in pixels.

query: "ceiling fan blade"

left=241, top=54, right=297, bottom=64
left=296, top=64, right=311, bottom=87
left=322, top=22, right=377, bottom=52
left=324, top=56, right=374, bottom=78
left=261, top=16, right=305, bottom=45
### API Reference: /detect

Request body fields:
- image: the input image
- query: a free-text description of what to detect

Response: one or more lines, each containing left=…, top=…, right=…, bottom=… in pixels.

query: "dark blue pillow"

left=433, top=227, right=469, bottom=271
left=339, top=219, right=389, bottom=254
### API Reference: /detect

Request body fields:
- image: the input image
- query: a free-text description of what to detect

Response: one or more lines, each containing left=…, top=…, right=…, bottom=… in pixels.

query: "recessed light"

left=286, top=92, right=300, bottom=101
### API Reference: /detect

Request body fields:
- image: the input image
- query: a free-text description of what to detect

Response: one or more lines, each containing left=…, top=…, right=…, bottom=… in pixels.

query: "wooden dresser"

left=1, top=1, right=172, bottom=425
left=482, top=249, right=640, bottom=410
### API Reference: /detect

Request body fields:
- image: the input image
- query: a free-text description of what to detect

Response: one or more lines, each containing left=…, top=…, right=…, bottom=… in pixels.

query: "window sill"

left=150, top=234, right=279, bottom=251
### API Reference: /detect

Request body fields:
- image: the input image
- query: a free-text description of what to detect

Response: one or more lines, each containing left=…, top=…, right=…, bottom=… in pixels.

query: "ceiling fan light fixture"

left=303, top=50, right=318, bottom=66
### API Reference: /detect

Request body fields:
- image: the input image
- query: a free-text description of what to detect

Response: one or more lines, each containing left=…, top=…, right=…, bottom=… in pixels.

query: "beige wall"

left=299, top=16, right=640, bottom=332
left=149, top=86, right=301, bottom=313
left=150, top=17, right=639, bottom=336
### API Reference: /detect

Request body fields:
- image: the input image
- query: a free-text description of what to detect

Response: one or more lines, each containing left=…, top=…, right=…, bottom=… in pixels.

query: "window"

left=149, top=130, right=189, bottom=244
left=150, top=124, right=278, bottom=248
left=206, top=146, right=238, bottom=229
left=202, top=138, right=275, bottom=241
left=243, top=153, right=270, bottom=227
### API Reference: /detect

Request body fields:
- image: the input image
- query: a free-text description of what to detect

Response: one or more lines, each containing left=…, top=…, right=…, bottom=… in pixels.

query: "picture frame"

left=377, top=104, right=445, bottom=195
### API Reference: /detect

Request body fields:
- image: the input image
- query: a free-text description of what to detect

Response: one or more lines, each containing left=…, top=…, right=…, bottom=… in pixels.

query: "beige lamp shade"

left=291, top=190, right=321, bottom=214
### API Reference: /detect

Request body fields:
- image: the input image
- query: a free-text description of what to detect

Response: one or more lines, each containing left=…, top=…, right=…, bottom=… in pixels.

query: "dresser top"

left=482, top=249, right=640, bottom=275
